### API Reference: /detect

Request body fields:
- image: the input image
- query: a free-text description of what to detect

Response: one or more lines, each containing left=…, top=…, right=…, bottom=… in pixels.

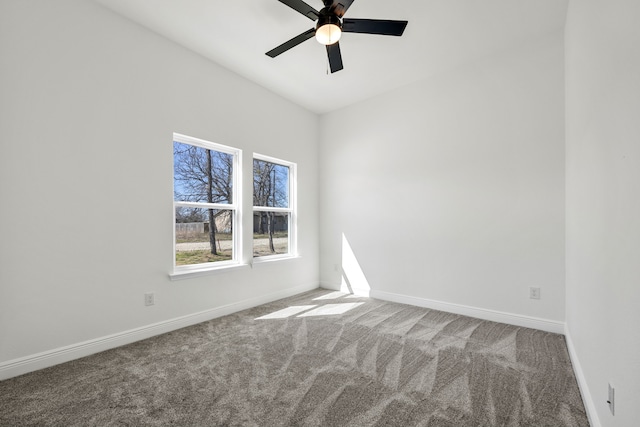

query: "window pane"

left=175, top=207, right=233, bottom=265
left=253, top=212, right=288, bottom=257
left=253, top=159, right=289, bottom=208
left=174, top=141, right=233, bottom=204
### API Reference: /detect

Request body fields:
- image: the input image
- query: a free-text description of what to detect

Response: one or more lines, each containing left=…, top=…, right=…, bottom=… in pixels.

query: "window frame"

left=252, top=153, right=297, bottom=263
left=172, top=133, right=242, bottom=275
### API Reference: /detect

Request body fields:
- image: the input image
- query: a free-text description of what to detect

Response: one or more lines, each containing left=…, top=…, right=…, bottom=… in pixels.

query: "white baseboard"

left=369, top=289, right=565, bottom=334
left=0, top=282, right=319, bottom=381
left=564, top=326, right=601, bottom=427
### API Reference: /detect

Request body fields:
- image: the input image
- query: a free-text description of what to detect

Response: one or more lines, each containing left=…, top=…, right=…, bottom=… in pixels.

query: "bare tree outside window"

left=173, top=138, right=237, bottom=267
left=253, top=158, right=292, bottom=257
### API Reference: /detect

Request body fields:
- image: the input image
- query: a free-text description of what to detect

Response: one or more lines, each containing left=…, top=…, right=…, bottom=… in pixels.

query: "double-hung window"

left=173, top=133, right=241, bottom=272
left=253, top=154, right=296, bottom=260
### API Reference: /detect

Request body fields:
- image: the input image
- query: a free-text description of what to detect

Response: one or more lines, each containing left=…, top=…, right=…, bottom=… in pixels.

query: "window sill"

left=169, top=255, right=301, bottom=280
left=169, top=263, right=250, bottom=281
left=251, top=254, right=301, bottom=268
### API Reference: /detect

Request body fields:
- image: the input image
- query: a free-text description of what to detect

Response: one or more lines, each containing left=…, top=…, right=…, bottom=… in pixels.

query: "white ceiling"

left=95, top=0, right=568, bottom=114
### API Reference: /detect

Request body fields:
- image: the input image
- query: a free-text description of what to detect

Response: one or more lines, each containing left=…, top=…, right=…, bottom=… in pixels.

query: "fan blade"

left=266, top=28, right=316, bottom=58
left=342, top=18, right=408, bottom=36
left=278, top=0, right=319, bottom=20
left=327, top=0, right=354, bottom=18
left=326, top=42, right=343, bottom=73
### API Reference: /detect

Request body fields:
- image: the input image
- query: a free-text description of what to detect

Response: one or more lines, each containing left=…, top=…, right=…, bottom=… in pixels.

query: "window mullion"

left=252, top=206, right=291, bottom=213
left=175, top=201, right=237, bottom=211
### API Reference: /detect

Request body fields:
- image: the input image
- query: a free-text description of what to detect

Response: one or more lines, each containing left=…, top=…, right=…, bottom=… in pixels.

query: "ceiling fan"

left=265, top=0, right=408, bottom=73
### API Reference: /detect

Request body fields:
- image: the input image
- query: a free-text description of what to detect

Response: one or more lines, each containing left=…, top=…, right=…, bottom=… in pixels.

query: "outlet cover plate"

left=144, top=293, right=155, bottom=306
left=529, top=287, right=541, bottom=299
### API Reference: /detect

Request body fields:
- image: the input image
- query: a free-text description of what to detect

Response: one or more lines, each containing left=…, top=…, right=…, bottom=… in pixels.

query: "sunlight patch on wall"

left=341, top=233, right=371, bottom=296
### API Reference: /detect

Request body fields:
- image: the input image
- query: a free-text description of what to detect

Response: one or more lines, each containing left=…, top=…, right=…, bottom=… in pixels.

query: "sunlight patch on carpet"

left=297, top=302, right=365, bottom=317
left=313, top=291, right=350, bottom=300
left=255, top=305, right=317, bottom=319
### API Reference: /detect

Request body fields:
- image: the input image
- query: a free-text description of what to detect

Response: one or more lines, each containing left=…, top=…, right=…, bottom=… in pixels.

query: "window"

left=253, top=154, right=296, bottom=260
left=173, top=133, right=241, bottom=272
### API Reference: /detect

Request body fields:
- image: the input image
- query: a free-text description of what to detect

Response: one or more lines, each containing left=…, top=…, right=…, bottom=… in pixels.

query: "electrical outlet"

left=608, top=383, right=615, bottom=415
left=144, top=293, right=155, bottom=306
left=529, top=287, right=541, bottom=299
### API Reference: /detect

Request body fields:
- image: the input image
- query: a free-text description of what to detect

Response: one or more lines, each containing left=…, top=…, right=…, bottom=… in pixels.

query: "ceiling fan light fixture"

left=315, top=12, right=342, bottom=45
left=315, top=23, right=341, bottom=45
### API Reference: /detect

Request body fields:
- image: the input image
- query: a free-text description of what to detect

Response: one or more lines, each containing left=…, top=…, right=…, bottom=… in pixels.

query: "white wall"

left=0, top=0, right=318, bottom=372
left=6, top=6, right=638, bottom=424
left=320, top=33, right=566, bottom=324
left=565, top=0, right=640, bottom=425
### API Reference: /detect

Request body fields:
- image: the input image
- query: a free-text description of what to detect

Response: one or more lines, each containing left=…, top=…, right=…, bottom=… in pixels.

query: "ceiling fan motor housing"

left=316, top=8, right=342, bottom=31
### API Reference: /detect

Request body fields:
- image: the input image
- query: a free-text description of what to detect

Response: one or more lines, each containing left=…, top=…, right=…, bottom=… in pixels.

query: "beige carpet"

left=0, top=289, right=589, bottom=426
